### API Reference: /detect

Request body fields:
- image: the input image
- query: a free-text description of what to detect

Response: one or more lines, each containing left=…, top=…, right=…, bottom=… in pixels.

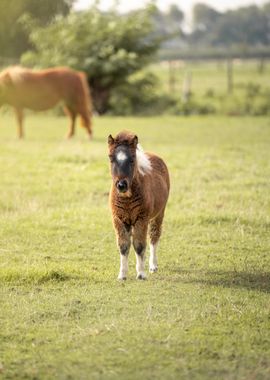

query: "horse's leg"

left=79, top=110, right=92, bottom=140
left=64, top=106, right=76, bottom=139
left=113, top=218, right=131, bottom=280
left=148, top=210, right=165, bottom=273
left=14, top=107, right=24, bottom=139
left=133, top=220, right=148, bottom=280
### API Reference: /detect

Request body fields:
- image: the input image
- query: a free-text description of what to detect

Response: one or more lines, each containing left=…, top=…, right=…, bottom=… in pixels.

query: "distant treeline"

left=0, top=1, right=270, bottom=61
left=153, top=2, right=270, bottom=60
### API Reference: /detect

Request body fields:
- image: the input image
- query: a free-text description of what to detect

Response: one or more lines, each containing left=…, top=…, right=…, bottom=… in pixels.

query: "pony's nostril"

left=117, top=180, right=128, bottom=192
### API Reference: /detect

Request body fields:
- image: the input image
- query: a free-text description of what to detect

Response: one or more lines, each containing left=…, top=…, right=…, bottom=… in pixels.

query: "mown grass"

left=0, top=113, right=270, bottom=379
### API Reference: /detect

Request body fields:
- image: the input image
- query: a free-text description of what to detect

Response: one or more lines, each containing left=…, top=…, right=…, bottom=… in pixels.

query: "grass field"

left=0, top=113, right=270, bottom=379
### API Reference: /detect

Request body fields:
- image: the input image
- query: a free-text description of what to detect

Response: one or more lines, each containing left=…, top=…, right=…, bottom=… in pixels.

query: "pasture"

left=0, top=113, right=269, bottom=379
left=152, top=60, right=270, bottom=96
left=150, top=60, right=270, bottom=116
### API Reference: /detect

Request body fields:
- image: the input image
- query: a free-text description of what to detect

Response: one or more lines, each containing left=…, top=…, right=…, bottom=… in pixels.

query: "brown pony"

left=108, top=131, right=170, bottom=280
left=0, top=66, right=93, bottom=139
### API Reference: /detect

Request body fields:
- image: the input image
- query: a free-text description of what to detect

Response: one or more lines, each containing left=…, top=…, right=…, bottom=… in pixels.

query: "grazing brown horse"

left=0, top=66, right=93, bottom=139
left=108, top=131, right=170, bottom=280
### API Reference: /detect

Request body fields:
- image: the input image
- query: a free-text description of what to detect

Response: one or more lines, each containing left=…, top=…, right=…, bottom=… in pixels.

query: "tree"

left=190, top=2, right=270, bottom=48
left=0, top=0, right=74, bottom=60
left=212, top=6, right=269, bottom=47
left=21, top=6, right=159, bottom=113
left=151, top=3, right=184, bottom=38
left=193, top=3, right=221, bottom=32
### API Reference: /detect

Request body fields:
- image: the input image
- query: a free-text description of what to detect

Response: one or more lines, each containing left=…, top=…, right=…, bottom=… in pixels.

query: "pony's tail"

left=78, top=71, right=93, bottom=136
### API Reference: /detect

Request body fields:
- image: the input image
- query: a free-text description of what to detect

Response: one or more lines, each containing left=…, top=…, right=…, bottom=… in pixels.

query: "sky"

left=74, top=0, right=269, bottom=15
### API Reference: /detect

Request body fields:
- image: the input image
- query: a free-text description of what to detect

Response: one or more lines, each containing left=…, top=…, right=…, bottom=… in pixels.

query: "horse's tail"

left=78, top=71, right=93, bottom=136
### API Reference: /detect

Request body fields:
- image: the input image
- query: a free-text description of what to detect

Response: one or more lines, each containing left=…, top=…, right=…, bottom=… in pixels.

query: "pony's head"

left=108, top=131, right=138, bottom=196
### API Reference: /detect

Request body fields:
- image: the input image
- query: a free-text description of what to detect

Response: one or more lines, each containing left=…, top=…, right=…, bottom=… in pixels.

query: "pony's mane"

left=136, top=144, right=152, bottom=176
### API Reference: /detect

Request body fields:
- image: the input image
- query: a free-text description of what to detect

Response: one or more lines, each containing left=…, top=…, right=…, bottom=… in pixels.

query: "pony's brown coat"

left=0, top=66, right=93, bottom=138
left=108, top=131, right=170, bottom=280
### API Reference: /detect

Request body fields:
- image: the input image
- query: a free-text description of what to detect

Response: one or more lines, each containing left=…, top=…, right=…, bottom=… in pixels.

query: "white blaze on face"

left=136, top=144, right=152, bottom=176
left=116, top=150, right=128, bottom=163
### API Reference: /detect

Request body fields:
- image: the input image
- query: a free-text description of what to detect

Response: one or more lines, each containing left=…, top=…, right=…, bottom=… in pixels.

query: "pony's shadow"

left=171, top=268, right=270, bottom=293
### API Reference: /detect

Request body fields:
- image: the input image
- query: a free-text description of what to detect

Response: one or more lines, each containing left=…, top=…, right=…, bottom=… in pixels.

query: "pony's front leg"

left=133, top=220, right=148, bottom=280
left=114, top=218, right=131, bottom=280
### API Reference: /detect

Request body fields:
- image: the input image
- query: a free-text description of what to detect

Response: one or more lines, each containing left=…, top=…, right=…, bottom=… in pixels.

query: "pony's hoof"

left=118, top=275, right=127, bottom=281
left=136, top=273, right=147, bottom=280
left=149, top=266, right=158, bottom=273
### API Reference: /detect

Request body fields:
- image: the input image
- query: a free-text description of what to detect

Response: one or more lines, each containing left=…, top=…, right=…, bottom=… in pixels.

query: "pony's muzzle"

left=116, top=179, right=128, bottom=193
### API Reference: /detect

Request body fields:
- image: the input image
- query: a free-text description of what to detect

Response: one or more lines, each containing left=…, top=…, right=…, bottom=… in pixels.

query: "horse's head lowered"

left=108, top=131, right=138, bottom=196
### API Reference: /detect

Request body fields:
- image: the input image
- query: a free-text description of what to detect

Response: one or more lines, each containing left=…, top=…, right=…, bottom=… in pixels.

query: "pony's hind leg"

left=64, top=106, right=76, bottom=139
left=114, top=219, right=131, bottom=280
left=79, top=111, right=92, bottom=140
left=149, top=211, right=164, bottom=273
left=133, top=220, right=148, bottom=280
left=14, top=108, right=24, bottom=139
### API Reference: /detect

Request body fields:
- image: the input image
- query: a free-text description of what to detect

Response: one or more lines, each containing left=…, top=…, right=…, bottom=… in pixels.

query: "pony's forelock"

left=136, top=144, right=152, bottom=176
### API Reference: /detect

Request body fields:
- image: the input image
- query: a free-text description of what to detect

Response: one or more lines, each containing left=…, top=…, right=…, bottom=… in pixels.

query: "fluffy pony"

left=108, top=130, right=170, bottom=280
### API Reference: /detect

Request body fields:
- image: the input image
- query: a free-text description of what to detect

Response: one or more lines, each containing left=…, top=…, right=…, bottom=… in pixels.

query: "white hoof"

left=136, top=272, right=147, bottom=280
left=118, top=274, right=127, bottom=281
left=149, top=265, right=158, bottom=273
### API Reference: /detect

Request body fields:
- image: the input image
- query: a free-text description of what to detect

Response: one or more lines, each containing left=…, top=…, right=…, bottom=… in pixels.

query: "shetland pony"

left=108, top=131, right=170, bottom=280
left=0, top=66, right=93, bottom=139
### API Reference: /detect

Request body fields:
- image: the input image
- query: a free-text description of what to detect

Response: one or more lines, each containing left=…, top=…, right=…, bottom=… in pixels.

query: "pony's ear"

left=108, top=134, right=115, bottom=145
left=132, top=135, right=138, bottom=146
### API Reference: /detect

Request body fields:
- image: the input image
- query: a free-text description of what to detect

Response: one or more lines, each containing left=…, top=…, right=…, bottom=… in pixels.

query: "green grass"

left=0, top=113, right=270, bottom=379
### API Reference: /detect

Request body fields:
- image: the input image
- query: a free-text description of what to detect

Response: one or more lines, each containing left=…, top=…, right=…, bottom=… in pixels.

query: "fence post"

left=258, top=58, right=265, bottom=74
left=169, top=60, right=175, bottom=93
left=182, top=71, right=192, bottom=103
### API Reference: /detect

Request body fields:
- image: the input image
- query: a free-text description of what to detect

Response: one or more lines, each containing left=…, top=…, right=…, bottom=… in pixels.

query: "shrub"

left=108, top=71, right=177, bottom=115
left=21, top=6, right=160, bottom=114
